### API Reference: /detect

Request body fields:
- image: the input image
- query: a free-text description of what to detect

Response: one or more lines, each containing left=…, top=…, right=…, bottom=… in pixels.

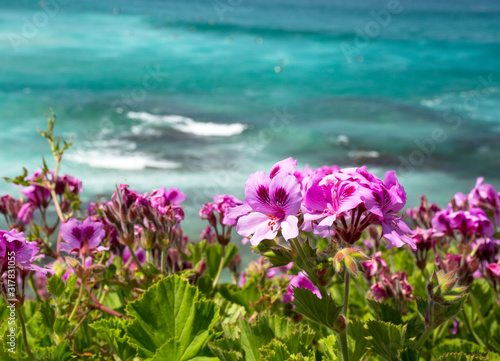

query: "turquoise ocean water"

left=1, top=0, right=500, bottom=248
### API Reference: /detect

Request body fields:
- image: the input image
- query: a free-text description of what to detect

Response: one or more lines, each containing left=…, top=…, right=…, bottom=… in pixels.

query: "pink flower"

left=487, top=263, right=500, bottom=279
left=237, top=171, right=301, bottom=245
left=282, top=271, right=322, bottom=303
left=0, top=229, right=52, bottom=276
left=150, top=187, right=186, bottom=209
left=60, top=218, right=107, bottom=258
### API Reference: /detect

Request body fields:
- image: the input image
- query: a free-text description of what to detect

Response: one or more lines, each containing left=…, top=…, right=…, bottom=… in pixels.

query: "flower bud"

left=334, top=315, right=347, bottom=333
left=332, top=248, right=370, bottom=277
left=65, top=256, right=80, bottom=270
left=428, top=270, right=467, bottom=306
left=196, top=258, right=207, bottom=276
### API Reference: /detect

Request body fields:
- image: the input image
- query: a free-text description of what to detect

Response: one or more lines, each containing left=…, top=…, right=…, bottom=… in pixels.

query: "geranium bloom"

left=236, top=171, right=301, bottom=245
left=149, top=187, right=186, bottom=209
left=302, top=172, right=366, bottom=236
left=362, top=252, right=388, bottom=281
left=60, top=217, right=107, bottom=259
left=363, top=171, right=415, bottom=250
left=0, top=229, right=52, bottom=275
left=370, top=271, right=414, bottom=303
left=468, top=177, right=500, bottom=225
left=282, top=271, right=322, bottom=303
left=487, top=263, right=500, bottom=279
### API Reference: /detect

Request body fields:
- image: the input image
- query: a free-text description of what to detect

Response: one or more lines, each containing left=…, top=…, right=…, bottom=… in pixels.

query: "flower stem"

left=68, top=282, right=85, bottom=321
left=469, top=293, right=490, bottom=343
left=212, top=245, right=226, bottom=288
left=338, top=330, right=349, bottom=361
left=461, top=309, right=487, bottom=347
left=161, top=245, right=166, bottom=275
left=128, top=244, right=146, bottom=275
left=339, top=271, right=351, bottom=361
left=343, top=271, right=350, bottom=319
left=415, top=327, right=433, bottom=351
left=49, top=188, right=65, bottom=223
left=18, top=310, right=35, bottom=360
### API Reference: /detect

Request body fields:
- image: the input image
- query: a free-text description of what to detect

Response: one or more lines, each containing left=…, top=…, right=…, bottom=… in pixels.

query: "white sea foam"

left=67, top=151, right=180, bottom=170
left=347, top=150, right=380, bottom=159
left=127, top=111, right=248, bottom=136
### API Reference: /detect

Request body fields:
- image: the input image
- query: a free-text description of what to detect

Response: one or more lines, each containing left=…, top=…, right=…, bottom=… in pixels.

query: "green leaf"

left=259, top=339, right=291, bottom=361
left=125, top=275, right=220, bottom=360
left=151, top=338, right=218, bottom=361
left=291, top=287, right=343, bottom=331
left=239, top=318, right=274, bottom=361
left=34, top=341, right=73, bottom=361
left=48, top=276, right=65, bottom=298
left=64, top=274, right=77, bottom=299
left=209, top=337, right=244, bottom=361
left=206, top=244, right=238, bottom=279
left=348, top=320, right=367, bottom=361
left=470, top=279, right=494, bottom=317
left=368, top=300, right=403, bottom=325
left=215, top=296, right=247, bottom=325
left=432, top=339, right=487, bottom=356
left=218, top=281, right=261, bottom=311
left=318, top=334, right=340, bottom=360
left=366, top=321, right=407, bottom=361
left=435, top=352, right=490, bottom=361
left=91, top=318, right=137, bottom=361
left=399, top=347, right=419, bottom=361
left=53, top=317, right=69, bottom=336
left=39, top=301, right=55, bottom=332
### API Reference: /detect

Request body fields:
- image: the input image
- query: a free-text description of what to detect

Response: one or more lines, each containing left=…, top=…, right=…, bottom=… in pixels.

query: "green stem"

left=18, top=310, right=35, bottom=360
left=68, top=282, right=85, bottom=321
left=415, top=327, right=433, bottom=351
left=338, top=271, right=351, bottom=361
left=49, top=188, right=65, bottom=223
left=290, top=238, right=329, bottom=297
left=161, top=245, right=166, bottom=275
left=146, top=249, right=152, bottom=264
left=433, top=320, right=450, bottom=345
left=128, top=244, right=146, bottom=275
left=343, top=272, right=350, bottom=319
left=339, top=330, right=349, bottom=361
left=212, top=245, right=226, bottom=288
left=28, top=274, right=41, bottom=302
left=461, top=309, right=487, bottom=347
left=469, top=293, right=490, bottom=343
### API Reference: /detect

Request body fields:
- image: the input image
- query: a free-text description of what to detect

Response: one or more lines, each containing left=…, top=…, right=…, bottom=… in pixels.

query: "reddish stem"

left=89, top=290, right=128, bottom=319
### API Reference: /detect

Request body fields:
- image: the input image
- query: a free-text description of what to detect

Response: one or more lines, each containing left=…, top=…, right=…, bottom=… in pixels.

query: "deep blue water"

left=1, top=0, right=500, bottom=244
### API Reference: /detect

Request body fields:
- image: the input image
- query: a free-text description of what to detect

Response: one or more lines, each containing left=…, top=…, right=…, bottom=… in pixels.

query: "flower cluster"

left=231, top=158, right=415, bottom=251
left=406, top=177, right=500, bottom=287
left=199, top=194, right=243, bottom=245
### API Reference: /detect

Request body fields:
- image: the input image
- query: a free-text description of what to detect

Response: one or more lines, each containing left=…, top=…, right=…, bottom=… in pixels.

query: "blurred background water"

left=1, top=0, right=499, bottom=255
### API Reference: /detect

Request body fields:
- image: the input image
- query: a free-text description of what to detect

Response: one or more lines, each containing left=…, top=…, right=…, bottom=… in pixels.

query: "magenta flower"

left=269, top=157, right=297, bottom=179
left=266, top=262, right=293, bottom=278
left=213, top=195, right=243, bottom=226
left=0, top=229, right=52, bottom=276
left=150, top=187, right=186, bottom=209
left=60, top=218, right=107, bottom=258
left=237, top=171, right=301, bottom=245
left=362, top=251, right=388, bottom=281
left=487, top=263, right=500, bottom=279
left=363, top=171, right=415, bottom=250
left=21, top=168, right=52, bottom=207
left=282, top=271, right=322, bottom=303
left=55, top=174, right=82, bottom=196
left=302, top=172, right=365, bottom=236
left=370, top=271, right=414, bottom=303
left=468, top=177, right=500, bottom=225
